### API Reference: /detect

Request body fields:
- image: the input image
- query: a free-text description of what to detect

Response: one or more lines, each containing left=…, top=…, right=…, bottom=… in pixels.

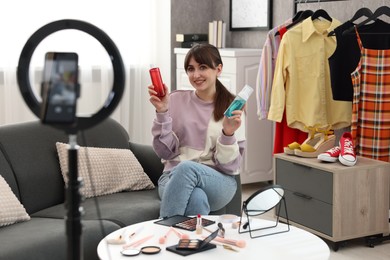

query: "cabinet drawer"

left=275, top=158, right=333, bottom=204
left=281, top=189, right=333, bottom=236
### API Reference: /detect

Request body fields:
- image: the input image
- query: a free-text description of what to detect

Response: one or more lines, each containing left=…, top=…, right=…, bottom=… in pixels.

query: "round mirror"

left=244, top=185, right=285, bottom=216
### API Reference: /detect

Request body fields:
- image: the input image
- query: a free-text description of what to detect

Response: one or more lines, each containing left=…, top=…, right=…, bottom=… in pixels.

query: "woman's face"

left=186, top=57, right=222, bottom=93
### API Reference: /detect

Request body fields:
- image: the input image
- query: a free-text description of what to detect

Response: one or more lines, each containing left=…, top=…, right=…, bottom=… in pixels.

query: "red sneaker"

left=317, top=146, right=340, bottom=162
left=338, top=132, right=357, bottom=166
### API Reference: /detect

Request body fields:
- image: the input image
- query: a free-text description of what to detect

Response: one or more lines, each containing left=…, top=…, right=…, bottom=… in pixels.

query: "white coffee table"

left=97, top=215, right=330, bottom=260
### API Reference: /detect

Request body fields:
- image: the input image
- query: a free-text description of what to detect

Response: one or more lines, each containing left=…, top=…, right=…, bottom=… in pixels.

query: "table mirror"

left=239, top=184, right=290, bottom=238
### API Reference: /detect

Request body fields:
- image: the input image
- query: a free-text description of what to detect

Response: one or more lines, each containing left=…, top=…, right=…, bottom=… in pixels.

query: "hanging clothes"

left=272, top=25, right=307, bottom=154
left=256, top=18, right=308, bottom=154
left=329, top=19, right=390, bottom=101
left=256, top=18, right=291, bottom=120
left=268, top=16, right=352, bottom=132
left=351, top=27, right=390, bottom=162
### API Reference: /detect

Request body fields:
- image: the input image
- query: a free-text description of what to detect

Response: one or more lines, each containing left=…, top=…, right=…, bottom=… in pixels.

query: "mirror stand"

left=238, top=185, right=290, bottom=238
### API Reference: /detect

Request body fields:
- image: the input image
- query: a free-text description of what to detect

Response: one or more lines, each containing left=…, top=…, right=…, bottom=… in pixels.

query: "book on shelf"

left=217, top=20, right=223, bottom=48
left=181, top=41, right=208, bottom=48
left=213, top=21, right=218, bottom=46
left=208, top=20, right=226, bottom=48
left=221, top=22, right=226, bottom=48
left=176, top=33, right=208, bottom=42
left=208, top=22, right=214, bottom=45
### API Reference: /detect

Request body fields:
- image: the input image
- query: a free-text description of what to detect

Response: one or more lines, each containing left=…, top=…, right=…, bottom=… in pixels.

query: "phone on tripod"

left=41, top=52, right=79, bottom=124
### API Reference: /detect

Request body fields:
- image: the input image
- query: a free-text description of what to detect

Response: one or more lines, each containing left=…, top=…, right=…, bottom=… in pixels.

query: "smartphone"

left=149, top=67, right=165, bottom=97
left=41, top=52, right=79, bottom=124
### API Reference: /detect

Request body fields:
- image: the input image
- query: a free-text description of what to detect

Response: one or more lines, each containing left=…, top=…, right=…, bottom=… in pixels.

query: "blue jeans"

left=158, top=161, right=237, bottom=218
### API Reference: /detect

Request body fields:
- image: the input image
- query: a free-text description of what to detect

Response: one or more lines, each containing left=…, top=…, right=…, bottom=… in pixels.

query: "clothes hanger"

left=310, top=0, right=332, bottom=21
left=349, top=7, right=373, bottom=23
left=311, top=9, right=332, bottom=22
left=342, top=5, right=390, bottom=35
left=328, top=7, right=373, bottom=37
left=292, top=10, right=304, bottom=22
left=289, top=10, right=314, bottom=28
left=275, top=10, right=314, bottom=36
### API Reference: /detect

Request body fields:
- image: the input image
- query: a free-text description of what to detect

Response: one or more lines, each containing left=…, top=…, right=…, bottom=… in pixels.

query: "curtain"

left=0, top=0, right=170, bottom=145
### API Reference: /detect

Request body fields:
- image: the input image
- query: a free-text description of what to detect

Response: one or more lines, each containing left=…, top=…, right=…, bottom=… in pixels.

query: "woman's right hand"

left=148, top=84, right=169, bottom=113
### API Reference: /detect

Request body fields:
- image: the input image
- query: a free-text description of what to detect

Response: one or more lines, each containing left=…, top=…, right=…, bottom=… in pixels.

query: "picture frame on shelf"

left=229, top=0, right=272, bottom=31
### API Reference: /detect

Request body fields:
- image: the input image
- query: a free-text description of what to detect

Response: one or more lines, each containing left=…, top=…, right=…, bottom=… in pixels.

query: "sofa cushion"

left=32, top=189, right=161, bottom=227
left=0, top=175, right=30, bottom=227
left=56, top=142, right=155, bottom=198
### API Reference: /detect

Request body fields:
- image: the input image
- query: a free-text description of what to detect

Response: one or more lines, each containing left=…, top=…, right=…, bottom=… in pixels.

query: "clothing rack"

left=294, top=0, right=349, bottom=14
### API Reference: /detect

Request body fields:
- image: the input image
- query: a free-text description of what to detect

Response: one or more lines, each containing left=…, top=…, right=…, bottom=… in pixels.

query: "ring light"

left=17, top=19, right=125, bottom=132
left=16, top=19, right=126, bottom=260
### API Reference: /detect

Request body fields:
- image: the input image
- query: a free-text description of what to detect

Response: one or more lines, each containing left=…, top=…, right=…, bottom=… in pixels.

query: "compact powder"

left=121, top=249, right=140, bottom=256
left=141, top=246, right=161, bottom=254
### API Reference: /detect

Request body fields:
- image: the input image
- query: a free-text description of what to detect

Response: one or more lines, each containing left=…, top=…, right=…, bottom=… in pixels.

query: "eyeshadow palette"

left=166, top=228, right=218, bottom=256
left=154, top=215, right=215, bottom=231
left=176, top=239, right=202, bottom=250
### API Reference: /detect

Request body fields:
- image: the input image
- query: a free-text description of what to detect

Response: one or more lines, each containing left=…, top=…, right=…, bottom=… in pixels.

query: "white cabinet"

left=174, top=48, right=274, bottom=184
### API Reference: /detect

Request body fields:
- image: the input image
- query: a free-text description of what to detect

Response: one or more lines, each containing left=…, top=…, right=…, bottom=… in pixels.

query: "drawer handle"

left=293, top=192, right=312, bottom=200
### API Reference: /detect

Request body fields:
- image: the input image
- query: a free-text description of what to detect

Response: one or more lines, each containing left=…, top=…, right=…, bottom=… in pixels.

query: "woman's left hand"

left=222, top=109, right=243, bottom=136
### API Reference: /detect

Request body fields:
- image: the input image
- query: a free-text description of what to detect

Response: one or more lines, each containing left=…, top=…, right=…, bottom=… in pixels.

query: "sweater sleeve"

left=151, top=111, right=180, bottom=160
left=213, top=113, right=247, bottom=175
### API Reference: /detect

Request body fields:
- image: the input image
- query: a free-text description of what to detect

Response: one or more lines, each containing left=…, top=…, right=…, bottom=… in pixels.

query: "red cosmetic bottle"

left=149, top=67, right=165, bottom=97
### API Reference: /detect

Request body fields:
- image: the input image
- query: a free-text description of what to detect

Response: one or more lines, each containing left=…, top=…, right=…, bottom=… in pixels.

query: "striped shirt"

left=256, top=19, right=291, bottom=120
left=151, top=90, right=246, bottom=175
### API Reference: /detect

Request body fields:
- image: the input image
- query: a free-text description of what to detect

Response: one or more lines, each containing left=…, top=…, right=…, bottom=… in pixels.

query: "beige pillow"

left=56, top=142, right=155, bottom=198
left=0, top=175, right=30, bottom=227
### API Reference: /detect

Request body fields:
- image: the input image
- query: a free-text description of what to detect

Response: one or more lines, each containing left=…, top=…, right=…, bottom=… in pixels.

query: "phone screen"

left=41, top=52, right=78, bottom=124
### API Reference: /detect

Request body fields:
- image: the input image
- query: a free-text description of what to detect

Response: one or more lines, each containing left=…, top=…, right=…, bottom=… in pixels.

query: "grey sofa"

left=0, top=117, right=242, bottom=260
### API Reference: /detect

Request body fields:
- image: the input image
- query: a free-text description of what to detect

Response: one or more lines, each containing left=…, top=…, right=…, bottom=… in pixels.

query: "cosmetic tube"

left=224, top=84, right=253, bottom=117
left=196, top=214, right=203, bottom=235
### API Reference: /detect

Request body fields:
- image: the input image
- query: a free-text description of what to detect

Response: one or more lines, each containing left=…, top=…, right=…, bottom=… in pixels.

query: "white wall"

left=0, top=0, right=171, bottom=145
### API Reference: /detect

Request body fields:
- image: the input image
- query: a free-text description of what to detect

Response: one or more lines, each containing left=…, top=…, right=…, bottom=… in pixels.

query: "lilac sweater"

left=151, top=90, right=246, bottom=175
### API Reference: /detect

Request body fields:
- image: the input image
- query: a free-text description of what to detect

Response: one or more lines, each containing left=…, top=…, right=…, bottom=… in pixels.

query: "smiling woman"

left=0, top=0, right=170, bottom=144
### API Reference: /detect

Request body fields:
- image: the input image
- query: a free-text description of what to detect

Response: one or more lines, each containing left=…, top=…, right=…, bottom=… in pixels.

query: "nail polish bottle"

left=224, top=84, right=254, bottom=117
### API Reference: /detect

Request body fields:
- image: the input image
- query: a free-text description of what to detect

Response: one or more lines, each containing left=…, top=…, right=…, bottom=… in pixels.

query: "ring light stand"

left=17, top=19, right=125, bottom=260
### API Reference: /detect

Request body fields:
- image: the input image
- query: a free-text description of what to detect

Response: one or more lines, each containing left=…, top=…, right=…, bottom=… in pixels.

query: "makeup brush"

left=171, top=227, right=190, bottom=239
left=213, top=236, right=246, bottom=248
left=158, top=227, right=173, bottom=244
left=123, top=235, right=154, bottom=249
left=106, top=228, right=127, bottom=244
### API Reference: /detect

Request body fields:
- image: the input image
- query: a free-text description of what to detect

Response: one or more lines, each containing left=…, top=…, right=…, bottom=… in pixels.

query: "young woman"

left=148, top=43, right=247, bottom=218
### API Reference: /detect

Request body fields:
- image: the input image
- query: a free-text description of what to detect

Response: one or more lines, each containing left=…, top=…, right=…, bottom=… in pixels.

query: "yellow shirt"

left=268, top=17, right=352, bottom=132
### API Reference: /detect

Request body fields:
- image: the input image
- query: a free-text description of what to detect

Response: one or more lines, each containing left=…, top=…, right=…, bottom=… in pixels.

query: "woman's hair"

left=184, top=43, right=235, bottom=121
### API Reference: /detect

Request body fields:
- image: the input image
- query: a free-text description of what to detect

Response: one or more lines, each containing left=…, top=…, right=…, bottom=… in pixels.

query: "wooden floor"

left=241, top=182, right=390, bottom=260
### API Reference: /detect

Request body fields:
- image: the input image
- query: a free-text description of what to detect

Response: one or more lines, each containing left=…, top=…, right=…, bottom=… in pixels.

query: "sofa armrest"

left=129, top=142, right=163, bottom=186
left=224, top=175, right=242, bottom=215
